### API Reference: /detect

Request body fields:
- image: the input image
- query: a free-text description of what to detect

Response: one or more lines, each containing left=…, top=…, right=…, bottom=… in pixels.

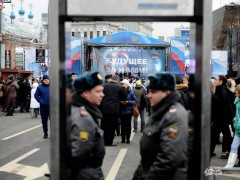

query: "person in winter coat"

left=133, top=72, right=188, bottom=180
left=30, top=79, right=40, bottom=118
left=175, top=75, right=189, bottom=110
left=19, top=78, right=31, bottom=113
left=225, top=84, right=240, bottom=168
left=71, top=71, right=105, bottom=180
left=120, top=79, right=137, bottom=144
left=211, top=75, right=235, bottom=159
left=34, top=75, right=50, bottom=139
left=133, top=80, right=148, bottom=133
left=7, top=76, right=19, bottom=110
left=100, top=75, right=127, bottom=146
left=4, top=79, right=18, bottom=116
left=0, top=78, right=6, bottom=111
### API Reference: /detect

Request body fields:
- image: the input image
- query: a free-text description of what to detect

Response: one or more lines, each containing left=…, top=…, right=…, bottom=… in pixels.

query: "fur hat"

left=73, top=71, right=103, bottom=94
left=146, top=72, right=176, bottom=90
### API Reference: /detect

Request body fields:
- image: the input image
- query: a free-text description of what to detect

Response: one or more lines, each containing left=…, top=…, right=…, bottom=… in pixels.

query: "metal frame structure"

left=50, top=0, right=212, bottom=179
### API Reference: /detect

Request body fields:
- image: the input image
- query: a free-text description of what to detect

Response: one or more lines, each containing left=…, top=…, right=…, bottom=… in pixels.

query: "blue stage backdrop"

left=92, top=47, right=166, bottom=78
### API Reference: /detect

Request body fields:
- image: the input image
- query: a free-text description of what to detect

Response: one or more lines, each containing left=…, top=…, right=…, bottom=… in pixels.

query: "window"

left=103, top=31, right=106, bottom=36
left=90, top=31, right=93, bottom=38
left=97, top=31, right=100, bottom=37
left=76, top=32, right=81, bottom=37
left=84, top=31, right=87, bottom=38
left=72, top=32, right=75, bottom=36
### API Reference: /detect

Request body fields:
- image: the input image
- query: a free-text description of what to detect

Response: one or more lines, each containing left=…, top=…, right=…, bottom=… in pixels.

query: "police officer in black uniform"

left=71, top=71, right=105, bottom=180
left=133, top=72, right=188, bottom=180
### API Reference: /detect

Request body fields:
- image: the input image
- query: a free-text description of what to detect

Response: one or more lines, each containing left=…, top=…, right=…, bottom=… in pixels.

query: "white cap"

left=121, top=79, right=130, bottom=87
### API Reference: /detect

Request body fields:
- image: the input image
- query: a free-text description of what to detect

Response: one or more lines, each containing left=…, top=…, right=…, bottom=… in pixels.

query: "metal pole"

left=191, top=0, right=212, bottom=180
left=49, top=0, right=60, bottom=179
left=0, top=0, right=2, bottom=68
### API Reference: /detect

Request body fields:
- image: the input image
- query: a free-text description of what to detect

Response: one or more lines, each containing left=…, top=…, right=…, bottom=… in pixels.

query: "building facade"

left=212, top=2, right=240, bottom=75
left=0, top=11, right=48, bottom=80
left=71, top=22, right=153, bottom=39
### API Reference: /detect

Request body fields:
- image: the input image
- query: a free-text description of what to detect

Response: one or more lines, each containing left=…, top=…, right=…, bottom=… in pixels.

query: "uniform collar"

left=72, top=93, right=102, bottom=120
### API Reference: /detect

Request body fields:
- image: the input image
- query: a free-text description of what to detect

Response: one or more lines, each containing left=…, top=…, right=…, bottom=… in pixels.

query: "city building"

left=0, top=2, right=48, bottom=80
left=212, top=2, right=240, bottom=76
left=71, top=22, right=153, bottom=39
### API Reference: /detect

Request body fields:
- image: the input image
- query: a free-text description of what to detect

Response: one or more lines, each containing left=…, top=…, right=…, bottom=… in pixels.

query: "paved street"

left=0, top=109, right=240, bottom=180
left=0, top=109, right=141, bottom=180
left=0, top=109, right=49, bottom=180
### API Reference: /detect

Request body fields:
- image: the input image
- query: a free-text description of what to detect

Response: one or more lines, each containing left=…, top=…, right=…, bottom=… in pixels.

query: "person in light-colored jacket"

left=30, top=79, right=40, bottom=118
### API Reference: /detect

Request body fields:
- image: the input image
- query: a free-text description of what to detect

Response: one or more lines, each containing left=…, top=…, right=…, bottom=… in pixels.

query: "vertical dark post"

left=0, top=1, right=2, bottom=68
left=58, top=2, right=70, bottom=178
left=49, top=0, right=68, bottom=179
left=191, top=0, right=212, bottom=179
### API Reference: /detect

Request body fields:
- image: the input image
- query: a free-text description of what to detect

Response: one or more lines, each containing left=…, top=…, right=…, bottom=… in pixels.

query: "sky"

left=3, top=0, right=49, bottom=27
left=152, top=0, right=238, bottom=39
left=2, top=0, right=239, bottom=38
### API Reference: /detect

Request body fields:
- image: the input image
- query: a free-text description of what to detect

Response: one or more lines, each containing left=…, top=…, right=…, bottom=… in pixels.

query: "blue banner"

left=211, top=51, right=228, bottom=77
left=24, top=49, right=42, bottom=77
left=92, top=47, right=166, bottom=78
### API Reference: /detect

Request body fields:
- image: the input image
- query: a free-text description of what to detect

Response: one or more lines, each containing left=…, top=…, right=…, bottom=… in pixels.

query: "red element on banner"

left=170, top=52, right=185, bottom=73
left=71, top=52, right=80, bottom=66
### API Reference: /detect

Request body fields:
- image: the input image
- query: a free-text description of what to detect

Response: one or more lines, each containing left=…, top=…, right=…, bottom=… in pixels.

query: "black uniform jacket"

left=100, top=81, right=127, bottom=115
left=133, top=91, right=188, bottom=180
left=71, top=93, right=105, bottom=180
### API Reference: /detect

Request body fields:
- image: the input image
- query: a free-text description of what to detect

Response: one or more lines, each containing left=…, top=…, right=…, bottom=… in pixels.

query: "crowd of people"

left=68, top=71, right=192, bottom=179
left=0, top=76, right=38, bottom=116
left=2, top=71, right=240, bottom=179
left=0, top=75, right=50, bottom=139
left=210, top=75, right=240, bottom=168
left=68, top=71, right=240, bottom=179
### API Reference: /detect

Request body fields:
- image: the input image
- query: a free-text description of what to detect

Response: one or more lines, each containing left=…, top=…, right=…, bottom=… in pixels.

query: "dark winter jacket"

left=133, top=91, right=188, bottom=180
left=34, top=82, right=50, bottom=107
left=120, top=87, right=137, bottom=115
left=212, top=85, right=235, bottom=125
left=176, top=84, right=189, bottom=110
left=100, top=81, right=127, bottom=115
left=18, top=81, right=31, bottom=99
